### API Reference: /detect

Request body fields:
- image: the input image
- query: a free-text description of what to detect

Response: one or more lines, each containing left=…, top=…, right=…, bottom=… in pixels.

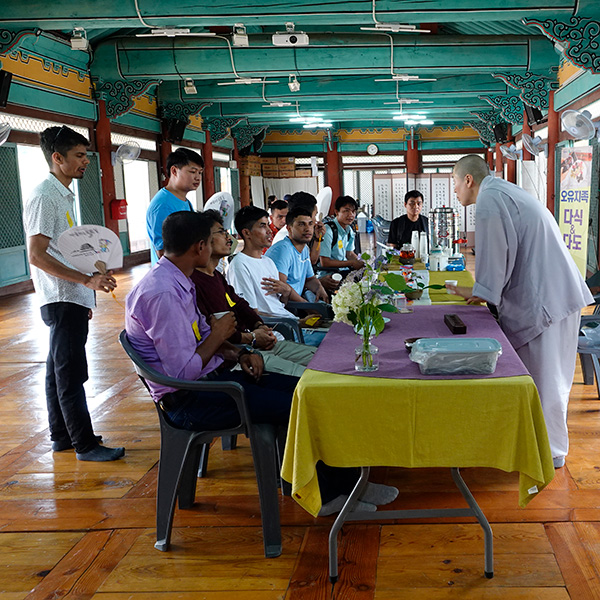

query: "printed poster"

left=558, top=146, right=593, bottom=276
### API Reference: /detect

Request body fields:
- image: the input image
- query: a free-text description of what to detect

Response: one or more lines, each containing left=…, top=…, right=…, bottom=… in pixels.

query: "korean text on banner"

left=558, top=146, right=593, bottom=276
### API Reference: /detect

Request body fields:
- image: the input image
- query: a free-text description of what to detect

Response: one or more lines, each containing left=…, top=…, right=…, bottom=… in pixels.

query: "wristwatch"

left=250, top=331, right=257, bottom=348
left=237, top=345, right=255, bottom=360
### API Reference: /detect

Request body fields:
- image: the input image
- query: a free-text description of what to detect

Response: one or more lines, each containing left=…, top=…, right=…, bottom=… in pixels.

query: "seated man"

left=269, top=199, right=288, bottom=237
left=319, top=195, right=365, bottom=273
left=265, top=206, right=328, bottom=304
left=387, top=190, right=428, bottom=249
left=227, top=206, right=323, bottom=346
left=191, top=209, right=316, bottom=378
left=126, top=211, right=392, bottom=513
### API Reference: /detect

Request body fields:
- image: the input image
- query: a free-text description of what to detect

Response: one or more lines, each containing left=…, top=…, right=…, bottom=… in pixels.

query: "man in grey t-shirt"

left=22, top=126, right=125, bottom=461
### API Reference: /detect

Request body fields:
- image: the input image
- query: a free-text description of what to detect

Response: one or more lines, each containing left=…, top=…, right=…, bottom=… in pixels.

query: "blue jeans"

left=40, top=302, right=97, bottom=453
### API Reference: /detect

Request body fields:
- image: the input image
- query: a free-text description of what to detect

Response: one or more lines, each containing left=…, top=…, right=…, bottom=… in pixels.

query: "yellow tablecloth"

left=281, top=367, right=554, bottom=518
left=428, top=270, right=475, bottom=303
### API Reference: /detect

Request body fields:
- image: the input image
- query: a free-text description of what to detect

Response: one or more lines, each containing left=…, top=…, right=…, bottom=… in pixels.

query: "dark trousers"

left=163, top=369, right=359, bottom=504
left=40, top=302, right=97, bottom=453
left=163, top=369, right=296, bottom=431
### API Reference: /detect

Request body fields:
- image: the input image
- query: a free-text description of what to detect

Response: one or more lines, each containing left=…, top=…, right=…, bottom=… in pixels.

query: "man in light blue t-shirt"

left=265, top=206, right=328, bottom=302
left=319, top=195, right=365, bottom=271
left=146, top=148, right=204, bottom=264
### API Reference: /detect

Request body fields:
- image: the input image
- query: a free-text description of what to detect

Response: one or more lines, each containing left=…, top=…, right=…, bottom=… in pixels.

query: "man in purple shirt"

left=125, top=210, right=296, bottom=430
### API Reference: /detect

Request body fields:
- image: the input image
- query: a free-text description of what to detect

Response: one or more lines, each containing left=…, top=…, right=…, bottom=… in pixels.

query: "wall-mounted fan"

left=561, top=109, right=600, bottom=140
left=0, top=122, right=11, bottom=146
left=112, top=141, right=141, bottom=165
left=500, top=144, right=522, bottom=161
left=522, top=134, right=548, bottom=157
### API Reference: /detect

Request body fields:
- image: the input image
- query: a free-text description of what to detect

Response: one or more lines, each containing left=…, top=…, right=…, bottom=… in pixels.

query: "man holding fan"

left=23, top=126, right=125, bottom=462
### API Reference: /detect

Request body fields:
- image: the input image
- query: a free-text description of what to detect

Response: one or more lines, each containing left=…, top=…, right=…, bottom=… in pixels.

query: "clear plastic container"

left=410, top=337, right=502, bottom=375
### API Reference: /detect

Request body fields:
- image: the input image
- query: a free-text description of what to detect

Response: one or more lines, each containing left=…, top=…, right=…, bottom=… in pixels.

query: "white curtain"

left=262, top=177, right=318, bottom=200
left=250, top=176, right=265, bottom=208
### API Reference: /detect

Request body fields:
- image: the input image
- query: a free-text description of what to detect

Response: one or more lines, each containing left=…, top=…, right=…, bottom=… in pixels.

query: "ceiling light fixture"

left=360, top=0, right=430, bottom=33
left=288, top=74, right=301, bottom=92
left=70, top=27, right=89, bottom=51
left=232, top=23, right=249, bottom=47
left=183, top=78, right=197, bottom=94
left=261, top=78, right=292, bottom=107
left=218, top=77, right=279, bottom=86
left=303, top=122, right=333, bottom=129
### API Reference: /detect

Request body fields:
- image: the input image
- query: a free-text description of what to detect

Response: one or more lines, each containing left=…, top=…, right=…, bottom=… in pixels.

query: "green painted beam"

left=91, top=35, right=555, bottom=81
left=0, top=1, right=578, bottom=30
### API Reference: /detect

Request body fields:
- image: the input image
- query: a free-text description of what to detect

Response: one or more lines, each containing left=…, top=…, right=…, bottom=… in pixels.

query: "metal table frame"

left=328, top=466, right=494, bottom=583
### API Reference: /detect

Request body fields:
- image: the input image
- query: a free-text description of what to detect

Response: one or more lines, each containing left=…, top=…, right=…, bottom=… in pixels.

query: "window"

left=123, top=160, right=155, bottom=253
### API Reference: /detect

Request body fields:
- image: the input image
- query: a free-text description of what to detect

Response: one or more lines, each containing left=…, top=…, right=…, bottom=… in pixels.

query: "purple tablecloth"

left=307, top=305, right=530, bottom=380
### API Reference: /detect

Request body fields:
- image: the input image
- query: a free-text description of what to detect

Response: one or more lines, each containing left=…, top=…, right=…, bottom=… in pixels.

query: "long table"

left=280, top=303, right=555, bottom=581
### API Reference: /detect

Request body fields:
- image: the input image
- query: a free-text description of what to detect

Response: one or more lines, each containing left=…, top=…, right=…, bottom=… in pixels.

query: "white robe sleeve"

left=472, top=191, right=518, bottom=307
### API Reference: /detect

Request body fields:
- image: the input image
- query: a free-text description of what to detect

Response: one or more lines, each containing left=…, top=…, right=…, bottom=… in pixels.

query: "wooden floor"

left=1, top=257, right=600, bottom=599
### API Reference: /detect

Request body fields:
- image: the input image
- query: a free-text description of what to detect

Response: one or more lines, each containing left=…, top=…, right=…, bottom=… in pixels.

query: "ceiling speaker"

left=493, top=122, right=509, bottom=144
left=0, top=70, right=12, bottom=108
left=164, top=118, right=187, bottom=143
left=524, top=104, right=546, bottom=126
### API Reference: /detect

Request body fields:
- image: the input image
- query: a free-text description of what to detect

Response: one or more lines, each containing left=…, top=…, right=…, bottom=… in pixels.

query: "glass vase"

left=355, top=341, right=379, bottom=372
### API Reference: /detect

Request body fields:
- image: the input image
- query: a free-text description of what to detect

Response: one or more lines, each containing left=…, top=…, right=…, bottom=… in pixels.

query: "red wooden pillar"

left=325, top=143, right=342, bottom=213
left=406, top=138, right=420, bottom=174
left=203, top=130, right=215, bottom=199
left=505, top=125, right=516, bottom=184
left=95, top=100, right=118, bottom=236
left=158, top=120, right=172, bottom=187
left=486, top=147, right=494, bottom=170
left=522, top=109, right=533, bottom=162
left=546, top=90, right=559, bottom=215
left=495, top=142, right=503, bottom=177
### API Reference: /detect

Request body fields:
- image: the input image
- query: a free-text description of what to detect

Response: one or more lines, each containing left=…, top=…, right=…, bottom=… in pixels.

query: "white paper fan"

left=58, top=225, right=123, bottom=274
left=204, top=191, right=234, bottom=230
left=316, top=186, right=333, bottom=216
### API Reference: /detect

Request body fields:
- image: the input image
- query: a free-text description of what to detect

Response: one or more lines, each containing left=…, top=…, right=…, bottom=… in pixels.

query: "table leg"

left=451, top=467, right=494, bottom=578
left=328, top=466, right=370, bottom=583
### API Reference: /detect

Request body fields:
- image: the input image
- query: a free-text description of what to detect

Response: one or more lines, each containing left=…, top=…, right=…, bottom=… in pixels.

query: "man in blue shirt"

left=319, top=195, right=365, bottom=271
left=265, top=207, right=328, bottom=302
left=146, top=148, right=204, bottom=264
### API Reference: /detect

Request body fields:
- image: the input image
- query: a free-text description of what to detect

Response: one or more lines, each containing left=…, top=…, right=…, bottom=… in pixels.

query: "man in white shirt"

left=449, top=155, right=593, bottom=468
left=23, top=126, right=125, bottom=461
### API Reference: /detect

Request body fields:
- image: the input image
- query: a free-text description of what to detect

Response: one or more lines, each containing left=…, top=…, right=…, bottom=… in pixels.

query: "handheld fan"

left=58, top=225, right=123, bottom=274
left=522, top=134, right=548, bottom=157
left=204, top=191, right=234, bottom=230
left=316, top=186, right=333, bottom=216
left=0, top=123, right=11, bottom=146
left=500, top=144, right=522, bottom=161
left=112, top=141, right=141, bottom=165
left=561, top=109, right=600, bottom=140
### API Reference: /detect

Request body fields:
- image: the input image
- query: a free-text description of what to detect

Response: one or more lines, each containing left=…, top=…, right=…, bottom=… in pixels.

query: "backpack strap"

left=324, top=220, right=338, bottom=249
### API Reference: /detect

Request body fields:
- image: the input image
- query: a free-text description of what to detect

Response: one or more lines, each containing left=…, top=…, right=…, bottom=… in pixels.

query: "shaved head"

left=453, top=155, right=490, bottom=184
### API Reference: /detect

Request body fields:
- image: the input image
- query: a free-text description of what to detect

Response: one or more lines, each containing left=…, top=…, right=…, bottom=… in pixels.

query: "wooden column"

left=325, top=143, right=342, bottom=213
left=522, top=109, right=533, bottom=162
left=158, top=120, right=172, bottom=187
left=406, top=137, right=420, bottom=174
left=546, top=90, right=559, bottom=215
left=495, top=142, right=503, bottom=177
left=487, top=147, right=494, bottom=170
left=95, top=100, right=118, bottom=236
left=506, top=125, right=516, bottom=184
left=203, top=130, right=215, bottom=199
left=233, top=138, right=251, bottom=207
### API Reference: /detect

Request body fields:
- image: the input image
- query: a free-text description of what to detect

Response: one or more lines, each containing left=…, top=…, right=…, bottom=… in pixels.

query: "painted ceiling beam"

left=0, top=1, right=580, bottom=30
left=91, top=35, right=556, bottom=81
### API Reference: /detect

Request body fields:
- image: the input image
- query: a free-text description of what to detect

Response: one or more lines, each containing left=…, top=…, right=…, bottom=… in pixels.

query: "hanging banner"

left=558, top=146, right=593, bottom=276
